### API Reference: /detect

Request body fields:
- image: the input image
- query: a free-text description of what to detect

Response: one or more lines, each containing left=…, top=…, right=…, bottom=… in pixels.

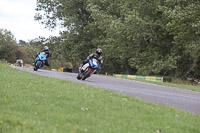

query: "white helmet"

left=44, top=46, right=49, bottom=50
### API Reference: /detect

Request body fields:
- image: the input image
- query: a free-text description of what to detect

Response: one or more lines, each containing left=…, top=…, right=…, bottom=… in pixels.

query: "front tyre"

left=33, top=67, right=37, bottom=71
left=77, top=72, right=82, bottom=80
left=34, top=61, right=41, bottom=71
left=82, top=69, right=91, bottom=80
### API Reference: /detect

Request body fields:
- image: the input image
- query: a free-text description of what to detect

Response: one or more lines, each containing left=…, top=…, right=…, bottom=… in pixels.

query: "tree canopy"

left=1, top=0, right=200, bottom=79
left=0, top=29, right=28, bottom=63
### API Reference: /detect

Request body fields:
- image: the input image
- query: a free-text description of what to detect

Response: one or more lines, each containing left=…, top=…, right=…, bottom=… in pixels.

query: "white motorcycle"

left=77, top=59, right=100, bottom=80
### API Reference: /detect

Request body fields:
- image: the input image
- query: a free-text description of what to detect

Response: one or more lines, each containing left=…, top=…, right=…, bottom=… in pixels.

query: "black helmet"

left=96, top=48, right=102, bottom=56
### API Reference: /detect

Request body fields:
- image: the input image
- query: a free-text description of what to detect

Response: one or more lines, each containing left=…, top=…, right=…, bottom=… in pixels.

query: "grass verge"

left=131, top=79, right=200, bottom=92
left=0, top=63, right=200, bottom=133
left=98, top=74, right=200, bottom=92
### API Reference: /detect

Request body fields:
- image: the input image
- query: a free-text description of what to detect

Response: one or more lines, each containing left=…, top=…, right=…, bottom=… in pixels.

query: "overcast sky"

left=0, top=0, right=61, bottom=42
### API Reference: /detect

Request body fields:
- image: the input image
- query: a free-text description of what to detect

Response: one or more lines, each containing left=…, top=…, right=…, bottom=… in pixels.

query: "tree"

left=160, top=0, right=200, bottom=78
left=34, top=0, right=200, bottom=78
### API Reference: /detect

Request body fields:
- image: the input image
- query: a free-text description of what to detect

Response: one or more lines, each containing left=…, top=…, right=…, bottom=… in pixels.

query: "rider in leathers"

left=80, top=48, right=103, bottom=72
left=34, top=46, right=51, bottom=66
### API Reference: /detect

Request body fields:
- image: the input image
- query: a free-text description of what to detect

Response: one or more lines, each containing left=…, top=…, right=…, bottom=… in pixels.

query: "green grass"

left=99, top=74, right=200, bottom=92
left=0, top=64, right=200, bottom=133
left=131, top=79, right=200, bottom=92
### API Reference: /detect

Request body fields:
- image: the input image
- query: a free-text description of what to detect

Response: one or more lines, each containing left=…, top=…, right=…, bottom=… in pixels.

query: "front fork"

left=92, top=69, right=96, bottom=74
left=80, top=66, right=95, bottom=76
left=87, top=68, right=95, bottom=76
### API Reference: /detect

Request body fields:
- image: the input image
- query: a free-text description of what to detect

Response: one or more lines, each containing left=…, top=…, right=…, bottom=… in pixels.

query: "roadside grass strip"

left=112, top=74, right=200, bottom=92
left=113, top=74, right=163, bottom=82
left=0, top=63, right=200, bottom=133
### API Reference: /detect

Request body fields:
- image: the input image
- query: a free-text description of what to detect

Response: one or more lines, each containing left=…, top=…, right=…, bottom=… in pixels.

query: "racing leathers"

left=35, top=50, right=51, bottom=66
left=81, top=53, right=103, bottom=72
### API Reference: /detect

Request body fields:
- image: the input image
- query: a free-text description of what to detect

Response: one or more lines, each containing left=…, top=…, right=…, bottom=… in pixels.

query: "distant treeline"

left=0, top=29, right=63, bottom=69
left=0, top=29, right=28, bottom=64
left=1, top=0, right=200, bottom=79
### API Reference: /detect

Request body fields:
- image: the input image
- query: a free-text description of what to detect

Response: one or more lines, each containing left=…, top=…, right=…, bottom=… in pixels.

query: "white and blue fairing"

left=82, top=59, right=100, bottom=71
left=89, top=59, right=99, bottom=69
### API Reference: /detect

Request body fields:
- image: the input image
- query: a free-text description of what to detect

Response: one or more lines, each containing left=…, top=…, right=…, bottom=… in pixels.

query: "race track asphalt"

left=11, top=66, right=200, bottom=115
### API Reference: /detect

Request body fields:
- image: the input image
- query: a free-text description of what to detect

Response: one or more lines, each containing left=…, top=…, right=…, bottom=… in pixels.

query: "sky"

left=0, top=0, right=61, bottom=42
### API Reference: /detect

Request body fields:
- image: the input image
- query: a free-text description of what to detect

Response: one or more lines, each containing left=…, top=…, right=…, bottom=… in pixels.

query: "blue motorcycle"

left=33, top=52, right=47, bottom=71
left=77, top=59, right=100, bottom=80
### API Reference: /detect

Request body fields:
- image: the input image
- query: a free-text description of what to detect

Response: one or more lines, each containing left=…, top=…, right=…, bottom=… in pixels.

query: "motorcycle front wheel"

left=82, top=69, right=92, bottom=80
left=33, top=61, right=41, bottom=71
left=77, top=72, right=83, bottom=80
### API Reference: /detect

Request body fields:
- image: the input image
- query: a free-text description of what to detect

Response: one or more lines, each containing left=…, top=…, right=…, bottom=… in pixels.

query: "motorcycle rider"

left=80, top=48, right=103, bottom=72
left=34, top=46, right=51, bottom=66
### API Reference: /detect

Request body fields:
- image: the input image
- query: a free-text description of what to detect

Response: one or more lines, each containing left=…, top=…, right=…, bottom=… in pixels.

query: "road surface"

left=11, top=66, right=200, bottom=115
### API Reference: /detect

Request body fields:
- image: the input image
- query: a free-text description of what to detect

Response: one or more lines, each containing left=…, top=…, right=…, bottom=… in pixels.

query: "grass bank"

left=132, top=79, right=200, bottom=92
left=103, top=74, right=200, bottom=92
left=0, top=64, right=200, bottom=133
